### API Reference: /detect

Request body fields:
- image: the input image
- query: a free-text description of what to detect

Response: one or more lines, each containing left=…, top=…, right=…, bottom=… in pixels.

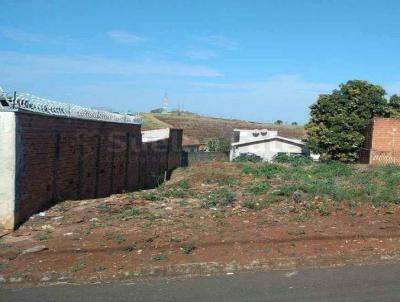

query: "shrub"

left=208, top=137, right=231, bottom=152
left=233, top=153, right=262, bottom=163
left=273, top=153, right=312, bottom=166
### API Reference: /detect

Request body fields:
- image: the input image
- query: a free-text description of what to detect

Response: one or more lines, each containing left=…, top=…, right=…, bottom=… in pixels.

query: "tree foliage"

left=207, top=137, right=231, bottom=153
left=386, top=94, right=400, bottom=118
left=150, top=108, right=164, bottom=113
left=306, top=80, right=400, bottom=162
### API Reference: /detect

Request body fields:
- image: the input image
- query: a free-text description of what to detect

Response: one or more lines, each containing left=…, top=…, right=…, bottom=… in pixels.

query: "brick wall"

left=9, top=111, right=182, bottom=228
left=360, top=118, right=400, bottom=164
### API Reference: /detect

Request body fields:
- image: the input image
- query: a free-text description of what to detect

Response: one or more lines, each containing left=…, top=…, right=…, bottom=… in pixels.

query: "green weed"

left=70, top=261, right=86, bottom=273
left=92, top=266, right=106, bottom=272
left=241, top=163, right=285, bottom=179
left=242, top=200, right=259, bottom=210
left=152, top=254, right=167, bottom=261
left=181, top=241, right=197, bottom=254
left=317, top=203, right=331, bottom=216
left=120, top=208, right=142, bottom=219
left=248, top=182, right=270, bottom=195
left=35, top=232, right=51, bottom=242
left=202, top=188, right=237, bottom=208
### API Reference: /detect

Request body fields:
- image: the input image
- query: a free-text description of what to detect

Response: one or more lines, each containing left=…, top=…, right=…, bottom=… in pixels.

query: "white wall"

left=234, top=129, right=278, bottom=144
left=0, top=112, right=16, bottom=229
left=231, top=139, right=304, bottom=161
left=142, top=128, right=170, bottom=142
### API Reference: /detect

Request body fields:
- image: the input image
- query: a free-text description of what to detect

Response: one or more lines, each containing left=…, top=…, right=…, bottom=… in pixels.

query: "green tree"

left=150, top=108, right=164, bottom=113
left=207, top=137, right=231, bottom=153
left=386, top=95, right=400, bottom=118
left=274, top=120, right=283, bottom=125
left=306, top=80, right=389, bottom=162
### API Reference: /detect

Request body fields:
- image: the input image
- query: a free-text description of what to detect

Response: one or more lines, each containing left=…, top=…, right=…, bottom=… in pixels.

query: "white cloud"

left=201, top=35, right=238, bottom=50
left=184, top=75, right=336, bottom=123
left=107, top=30, right=144, bottom=44
left=0, top=28, right=45, bottom=43
left=186, top=49, right=217, bottom=60
left=0, top=51, right=222, bottom=78
left=190, top=75, right=334, bottom=93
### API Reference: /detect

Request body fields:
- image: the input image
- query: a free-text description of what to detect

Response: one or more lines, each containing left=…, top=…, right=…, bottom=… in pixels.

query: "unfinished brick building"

left=360, top=118, right=400, bottom=164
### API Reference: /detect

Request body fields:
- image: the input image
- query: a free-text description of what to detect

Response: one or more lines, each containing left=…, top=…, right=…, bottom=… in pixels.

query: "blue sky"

left=1, top=0, right=400, bottom=123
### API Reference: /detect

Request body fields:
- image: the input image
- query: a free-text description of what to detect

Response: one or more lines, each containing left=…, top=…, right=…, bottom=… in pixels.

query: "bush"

left=233, top=153, right=262, bottom=163
left=207, top=137, right=231, bottom=153
left=273, top=153, right=312, bottom=166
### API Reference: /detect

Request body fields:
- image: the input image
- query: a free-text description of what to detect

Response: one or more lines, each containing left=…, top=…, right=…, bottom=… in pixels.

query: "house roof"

left=182, top=136, right=202, bottom=146
left=232, top=136, right=305, bottom=148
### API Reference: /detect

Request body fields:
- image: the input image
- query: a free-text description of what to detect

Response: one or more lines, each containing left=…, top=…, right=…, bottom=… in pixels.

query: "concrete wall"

left=0, top=111, right=182, bottom=229
left=232, top=129, right=278, bottom=144
left=0, top=112, right=16, bottom=229
left=141, top=128, right=170, bottom=142
left=360, top=118, right=400, bottom=164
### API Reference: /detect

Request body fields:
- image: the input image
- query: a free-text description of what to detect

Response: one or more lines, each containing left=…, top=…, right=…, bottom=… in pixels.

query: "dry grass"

left=150, top=113, right=305, bottom=142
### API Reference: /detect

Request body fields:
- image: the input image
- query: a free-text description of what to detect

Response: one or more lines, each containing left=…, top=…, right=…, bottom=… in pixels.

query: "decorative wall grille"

left=371, top=150, right=400, bottom=165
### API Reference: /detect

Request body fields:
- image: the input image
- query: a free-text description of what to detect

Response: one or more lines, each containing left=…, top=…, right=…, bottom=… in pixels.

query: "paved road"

left=2, top=263, right=400, bottom=301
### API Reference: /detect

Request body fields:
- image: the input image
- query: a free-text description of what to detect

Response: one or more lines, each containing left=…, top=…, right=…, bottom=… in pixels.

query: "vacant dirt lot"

left=2, top=160, right=400, bottom=286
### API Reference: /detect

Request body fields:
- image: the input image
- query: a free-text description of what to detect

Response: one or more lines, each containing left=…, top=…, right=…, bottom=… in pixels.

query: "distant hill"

left=140, top=112, right=305, bottom=144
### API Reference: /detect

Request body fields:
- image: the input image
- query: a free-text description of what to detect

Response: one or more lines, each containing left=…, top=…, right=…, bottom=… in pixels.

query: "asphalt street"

left=2, top=263, right=400, bottom=301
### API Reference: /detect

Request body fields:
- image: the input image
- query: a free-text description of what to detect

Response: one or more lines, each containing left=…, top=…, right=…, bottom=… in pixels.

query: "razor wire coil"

left=0, top=87, right=142, bottom=124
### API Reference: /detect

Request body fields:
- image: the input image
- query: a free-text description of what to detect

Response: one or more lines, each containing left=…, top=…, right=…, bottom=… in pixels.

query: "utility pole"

left=162, top=93, right=169, bottom=114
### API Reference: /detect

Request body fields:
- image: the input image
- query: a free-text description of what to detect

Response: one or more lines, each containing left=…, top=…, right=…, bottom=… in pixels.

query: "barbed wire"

left=0, top=86, right=142, bottom=124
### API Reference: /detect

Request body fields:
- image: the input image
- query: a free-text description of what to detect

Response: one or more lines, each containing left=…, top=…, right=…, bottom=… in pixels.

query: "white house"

left=230, top=128, right=311, bottom=161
